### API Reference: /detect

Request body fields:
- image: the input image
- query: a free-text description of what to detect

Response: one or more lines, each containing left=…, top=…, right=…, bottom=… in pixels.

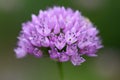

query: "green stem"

left=57, top=62, right=64, bottom=80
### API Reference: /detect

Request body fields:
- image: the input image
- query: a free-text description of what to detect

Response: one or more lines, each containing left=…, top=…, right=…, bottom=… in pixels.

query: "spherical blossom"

left=14, top=6, right=103, bottom=66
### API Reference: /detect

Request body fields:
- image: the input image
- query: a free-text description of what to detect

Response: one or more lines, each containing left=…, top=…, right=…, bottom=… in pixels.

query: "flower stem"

left=57, top=62, right=64, bottom=80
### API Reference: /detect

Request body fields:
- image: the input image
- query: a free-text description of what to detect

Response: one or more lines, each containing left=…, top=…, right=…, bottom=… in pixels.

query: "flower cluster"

left=14, top=6, right=102, bottom=66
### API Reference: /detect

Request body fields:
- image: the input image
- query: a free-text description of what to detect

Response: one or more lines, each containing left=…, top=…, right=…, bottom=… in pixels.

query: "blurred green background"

left=0, top=0, right=120, bottom=80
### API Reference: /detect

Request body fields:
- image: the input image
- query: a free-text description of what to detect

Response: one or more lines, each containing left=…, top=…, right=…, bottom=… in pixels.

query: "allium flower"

left=14, top=6, right=102, bottom=66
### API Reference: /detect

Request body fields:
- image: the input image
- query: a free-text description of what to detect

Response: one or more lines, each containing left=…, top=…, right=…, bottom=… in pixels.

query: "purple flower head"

left=14, top=6, right=103, bottom=66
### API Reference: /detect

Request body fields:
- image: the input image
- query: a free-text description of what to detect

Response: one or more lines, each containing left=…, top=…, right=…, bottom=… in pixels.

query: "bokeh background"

left=0, top=0, right=120, bottom=80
